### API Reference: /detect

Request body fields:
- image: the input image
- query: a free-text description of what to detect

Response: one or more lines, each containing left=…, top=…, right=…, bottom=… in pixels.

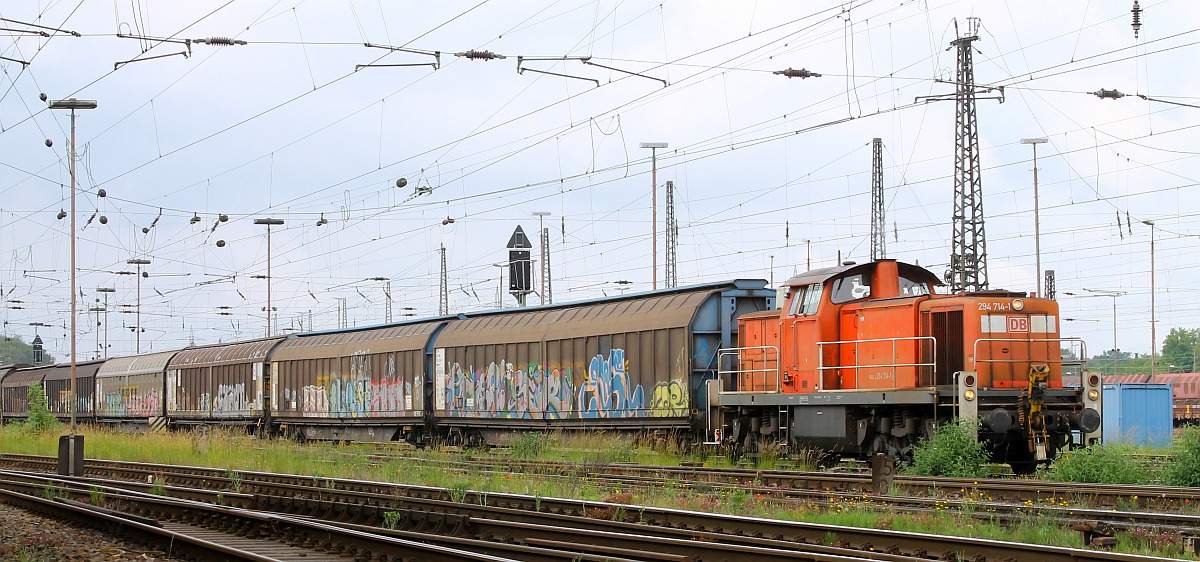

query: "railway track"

left=340, top=452, right=1200, bottom=539
left=0, top=472, right=505, bottom=561
left=366, top=453, right=1198, bottom=511
left=0, top=453, right=1180, bottom=561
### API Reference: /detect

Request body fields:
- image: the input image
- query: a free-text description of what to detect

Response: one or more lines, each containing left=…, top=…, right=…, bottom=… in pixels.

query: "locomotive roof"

left=782, top=259, right=942, bottom=288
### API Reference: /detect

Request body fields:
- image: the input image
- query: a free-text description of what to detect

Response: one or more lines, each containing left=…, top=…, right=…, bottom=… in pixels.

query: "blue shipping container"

left=1101, top=383, right=1173, bottom=448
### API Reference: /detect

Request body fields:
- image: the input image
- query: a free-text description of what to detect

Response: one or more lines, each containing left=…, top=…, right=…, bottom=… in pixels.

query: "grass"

left=0, top=426, right=1195, bottom=560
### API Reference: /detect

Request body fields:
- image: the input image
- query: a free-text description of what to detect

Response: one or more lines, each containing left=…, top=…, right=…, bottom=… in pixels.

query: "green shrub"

left=22, top=383, right=62, bottom=433
left=905, top=418, right=989, bottom=478
left=1164, top=426, right=1200, bottom=487
left=1041, top=443, right=1148, bottom=484
left=510, top=433, right=548, bottom=459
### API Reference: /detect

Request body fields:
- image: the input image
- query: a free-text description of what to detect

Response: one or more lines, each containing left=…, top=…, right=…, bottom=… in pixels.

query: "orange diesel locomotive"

left=715, top=259, right=1102, bottom=472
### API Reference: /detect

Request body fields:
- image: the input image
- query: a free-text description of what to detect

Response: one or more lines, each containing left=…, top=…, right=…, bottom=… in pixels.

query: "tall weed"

left=905, top=418, right=988, bottom=478
left=1164, top=425, right=1200, bottom=487
left=1041, top=443, right=1148, bottom=484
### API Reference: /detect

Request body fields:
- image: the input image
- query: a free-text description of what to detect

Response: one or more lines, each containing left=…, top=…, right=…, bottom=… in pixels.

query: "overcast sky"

left=1, top=1, right=1196, bottom=363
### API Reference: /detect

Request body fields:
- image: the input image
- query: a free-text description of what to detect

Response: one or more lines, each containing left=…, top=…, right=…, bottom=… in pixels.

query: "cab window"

left=830, top=274, right=871, bottom=304
left=800, top=283, right=821, bottom=315
left=787, top=283, right=823, bottom=316
left=899, top=274, right=931, bottom=296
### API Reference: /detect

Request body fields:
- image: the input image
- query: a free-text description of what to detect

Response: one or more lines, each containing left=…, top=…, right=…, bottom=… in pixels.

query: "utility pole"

left=870, top=138, right=885, bottom=262
left=665, top=181, right=678, bottom=287
left=917, top=17, right=1002, bottom=293
left=1144, top=219, right=1157, bottom=382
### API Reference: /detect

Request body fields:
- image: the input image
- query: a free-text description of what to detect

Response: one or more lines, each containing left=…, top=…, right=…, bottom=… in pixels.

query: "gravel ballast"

left=0, top=501, right=186, bottom=561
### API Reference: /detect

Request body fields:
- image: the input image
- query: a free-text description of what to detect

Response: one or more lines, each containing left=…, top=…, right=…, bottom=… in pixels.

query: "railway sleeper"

left=1184, top=532, right=1200, bottom=555
left=1069, top=520, right=1118, bottom=549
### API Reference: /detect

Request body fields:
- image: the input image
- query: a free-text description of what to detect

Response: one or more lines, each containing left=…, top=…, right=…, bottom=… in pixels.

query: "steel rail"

left=0, top=455, right=1175, bottom=562
left=0, top=471, right=519, bottom=562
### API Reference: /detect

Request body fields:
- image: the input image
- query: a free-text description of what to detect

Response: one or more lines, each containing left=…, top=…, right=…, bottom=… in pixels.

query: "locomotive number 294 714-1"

left=977, top=302, right=1012, bottom=312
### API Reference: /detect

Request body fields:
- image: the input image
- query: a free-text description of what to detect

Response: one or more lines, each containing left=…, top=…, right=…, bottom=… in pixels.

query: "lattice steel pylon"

left=949, top=19, right=989, bottom=292
left=336, top=297, right=348, bottom=329
left=385, top=281, right=393, bottom=323
left=918, top=18, right=1003, bottom=293
left=870, top=138, right=885, bottom=262
left=439, top=244, right=448, bottom=315
left=540, top=227, right=552, bottom=304
left=665, top=180, right=678, bottom=288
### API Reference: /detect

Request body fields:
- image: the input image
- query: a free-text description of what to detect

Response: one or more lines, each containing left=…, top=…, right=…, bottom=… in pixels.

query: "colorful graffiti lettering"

left=545, top=368, right=572, bottom=418
left=443, top=361, right=565, bottom=419
left=214, top=383, right=247, bottom=413
left=577, top=349, right=645, bottom=418
left=101, top=388, right=161, bottom=416
left=288, top=352, right=420, bottom=418
left=441, top=349, right=667, bottom=419
left=650, top=380, right=688, bottom=417
left=299, top=385, right=326, bottom=416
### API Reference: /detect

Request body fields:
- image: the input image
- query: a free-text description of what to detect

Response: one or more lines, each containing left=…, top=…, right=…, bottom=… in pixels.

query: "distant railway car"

left=1, top=364, right=42, bottom=422
left=95, top=351, right=177, bottom=430
left=1165, top=373, right=1200, bottom=424
left=431, top=281, right=773, bottom=446
left=0, top=364, right=24, bottom=419
left=42, top=360, right=103, bottom=421
left=269, top=321, right=442, bottom=442
left=717, top=260, right=1100, bottom=472
left=2, top=361, right=103, bottom=423
left=167, top=338, right=283, bottom=430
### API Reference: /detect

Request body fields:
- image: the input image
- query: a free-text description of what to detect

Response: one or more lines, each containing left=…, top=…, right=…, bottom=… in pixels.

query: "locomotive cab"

left=717, top=259, right=1100, bottom=472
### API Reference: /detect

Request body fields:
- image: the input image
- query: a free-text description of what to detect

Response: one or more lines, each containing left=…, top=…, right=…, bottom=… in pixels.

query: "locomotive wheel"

left=1007, top=447, right=1038, bottom=475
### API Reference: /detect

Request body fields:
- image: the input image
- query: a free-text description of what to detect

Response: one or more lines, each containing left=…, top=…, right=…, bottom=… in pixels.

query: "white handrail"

left=816, top=336, right=936, bottom=390
left=716, top=346, right=781, bottom=393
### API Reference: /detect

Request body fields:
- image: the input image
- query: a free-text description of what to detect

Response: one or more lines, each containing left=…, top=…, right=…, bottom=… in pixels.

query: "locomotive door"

left=929, top=309, right=964, bottom=386
left=835, top=308, right=861, bottom=390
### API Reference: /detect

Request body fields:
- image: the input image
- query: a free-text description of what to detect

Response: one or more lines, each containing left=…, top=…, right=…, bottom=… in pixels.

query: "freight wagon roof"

left=169, top=337, right=284, bottom=368
left=42, top=360, right=105, bottom=382
left=0, top=364, right=25, bottom=385
left=1, top=365, right=49, bottom=387
left=5, top=360, right=105, bottom=384
left=437, top=280, right=763, bottom=346
left=97, top=351, right=179, bottom=378
left=271, top=320, right=443, bottom=361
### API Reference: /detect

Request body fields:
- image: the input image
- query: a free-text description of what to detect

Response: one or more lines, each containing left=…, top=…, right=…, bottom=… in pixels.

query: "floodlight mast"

left=639, top=142, right=667, bottom=290
left=1020, top=137, right=1048, bottom=296
left=48, top=96, right=96, bottom=476
left=254, top=218, right=286, bottom=337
